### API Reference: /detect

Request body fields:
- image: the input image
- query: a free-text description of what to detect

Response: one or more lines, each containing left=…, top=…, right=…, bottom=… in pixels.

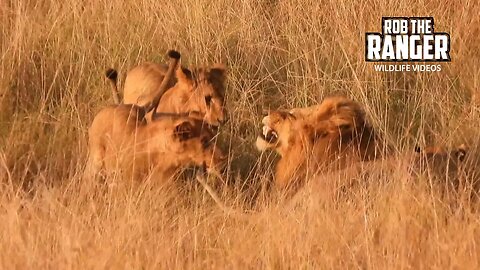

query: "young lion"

left=86, top=107, right=226, bottom=182
left=287, top=144, right=471, bottom=207
left=86, top=51, right=226, bottom=182
left=256, top=96, right=384, bottom=191
left=412, top=144, right=469, bottom=181
left=121, top=60, right=227, bottom=127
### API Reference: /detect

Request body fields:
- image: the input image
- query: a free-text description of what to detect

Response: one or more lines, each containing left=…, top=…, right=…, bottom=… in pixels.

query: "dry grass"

left=1, top=0, right=480, bottom=268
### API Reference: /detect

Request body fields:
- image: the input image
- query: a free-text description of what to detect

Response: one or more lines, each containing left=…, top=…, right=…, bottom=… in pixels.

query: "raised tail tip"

left=105, top=68, right=118, bottom=81
left=167, top=50, right=181, bottom=60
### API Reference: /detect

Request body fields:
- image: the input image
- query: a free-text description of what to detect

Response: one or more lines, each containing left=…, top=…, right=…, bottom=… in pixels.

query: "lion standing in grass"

left=122, top=60, right=228, bottom=127
left=86, top=51, right=226, bottom=183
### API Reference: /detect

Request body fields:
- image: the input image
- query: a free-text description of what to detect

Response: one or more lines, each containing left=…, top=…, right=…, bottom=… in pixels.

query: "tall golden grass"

left=1, top=0, right=480, bottom=268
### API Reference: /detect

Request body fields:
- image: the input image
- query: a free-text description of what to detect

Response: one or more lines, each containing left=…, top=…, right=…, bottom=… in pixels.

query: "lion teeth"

left=263, top=126, right=272, bottom=137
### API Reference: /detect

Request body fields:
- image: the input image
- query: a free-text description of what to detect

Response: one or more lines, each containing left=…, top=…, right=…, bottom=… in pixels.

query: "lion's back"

left=123, top=62, right=176, bottom=106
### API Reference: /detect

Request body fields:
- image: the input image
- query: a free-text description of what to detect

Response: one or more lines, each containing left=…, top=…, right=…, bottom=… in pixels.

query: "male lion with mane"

left=256, top=96, right=385, bottom=192
left=257, top=95, right=473, bottom=200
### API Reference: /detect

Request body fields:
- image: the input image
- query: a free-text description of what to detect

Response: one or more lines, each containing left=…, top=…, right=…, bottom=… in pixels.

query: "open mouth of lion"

left=260, top=125, right=278, bottom=144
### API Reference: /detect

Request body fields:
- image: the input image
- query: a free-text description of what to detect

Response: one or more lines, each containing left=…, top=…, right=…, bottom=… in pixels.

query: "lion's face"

left=168, top=118, right=226, bottom=174
left=256, top=97, right=372, bottom=155
left=414, top=144, right=468, bottom=170
left=255, top=110, right=298, bottom=154
left=176, top=65, right=227, bottom=127
left=409, top=144, right=472, bottom=194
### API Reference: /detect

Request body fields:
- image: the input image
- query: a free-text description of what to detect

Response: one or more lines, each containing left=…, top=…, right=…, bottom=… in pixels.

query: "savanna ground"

left=1, top=0, right=480, bottom=268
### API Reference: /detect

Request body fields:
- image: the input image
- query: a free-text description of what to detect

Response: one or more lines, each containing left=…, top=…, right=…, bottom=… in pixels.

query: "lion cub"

left=86, top=105, right=225, bottom=182
left=86, top=51, right=226, bottom=182
left=122, top=60, right=227, bottom=127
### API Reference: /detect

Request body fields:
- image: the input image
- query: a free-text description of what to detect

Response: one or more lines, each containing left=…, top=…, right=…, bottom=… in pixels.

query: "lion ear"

left=173, top=120, right=195, bottom=141
left=326, top=121, right=352, bottom=135
left=456, top=144, right=468, bottom=161
left=303, top=124, right=327, bottom=143
left=326, top=114, right=356, bottom=135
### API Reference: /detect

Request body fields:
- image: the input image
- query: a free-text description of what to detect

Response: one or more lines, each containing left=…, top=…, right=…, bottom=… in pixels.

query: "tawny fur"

left=87, top=51, right=225, bottom=182
left=257, top=96, right=471, bottom=197
left=123, top=61, right=227, bottom=126
left=300, top=144, right=471, bottom=204
left=105, top=68, right=120, bottom=104
left=256, top=96, right=384, bottom=192
left=411, top=144, right=468, bottom=179
left=86, top=105, right=226, bottom=182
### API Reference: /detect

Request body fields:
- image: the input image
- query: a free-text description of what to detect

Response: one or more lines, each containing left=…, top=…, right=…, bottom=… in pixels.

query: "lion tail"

left=105, top=68, right=121, bottom=104
left=149, top=50, right=181, bottom=118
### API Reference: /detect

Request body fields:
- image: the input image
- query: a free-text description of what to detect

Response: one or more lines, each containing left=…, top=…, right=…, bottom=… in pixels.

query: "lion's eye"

left=205, top=95, right=212, bottom=106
